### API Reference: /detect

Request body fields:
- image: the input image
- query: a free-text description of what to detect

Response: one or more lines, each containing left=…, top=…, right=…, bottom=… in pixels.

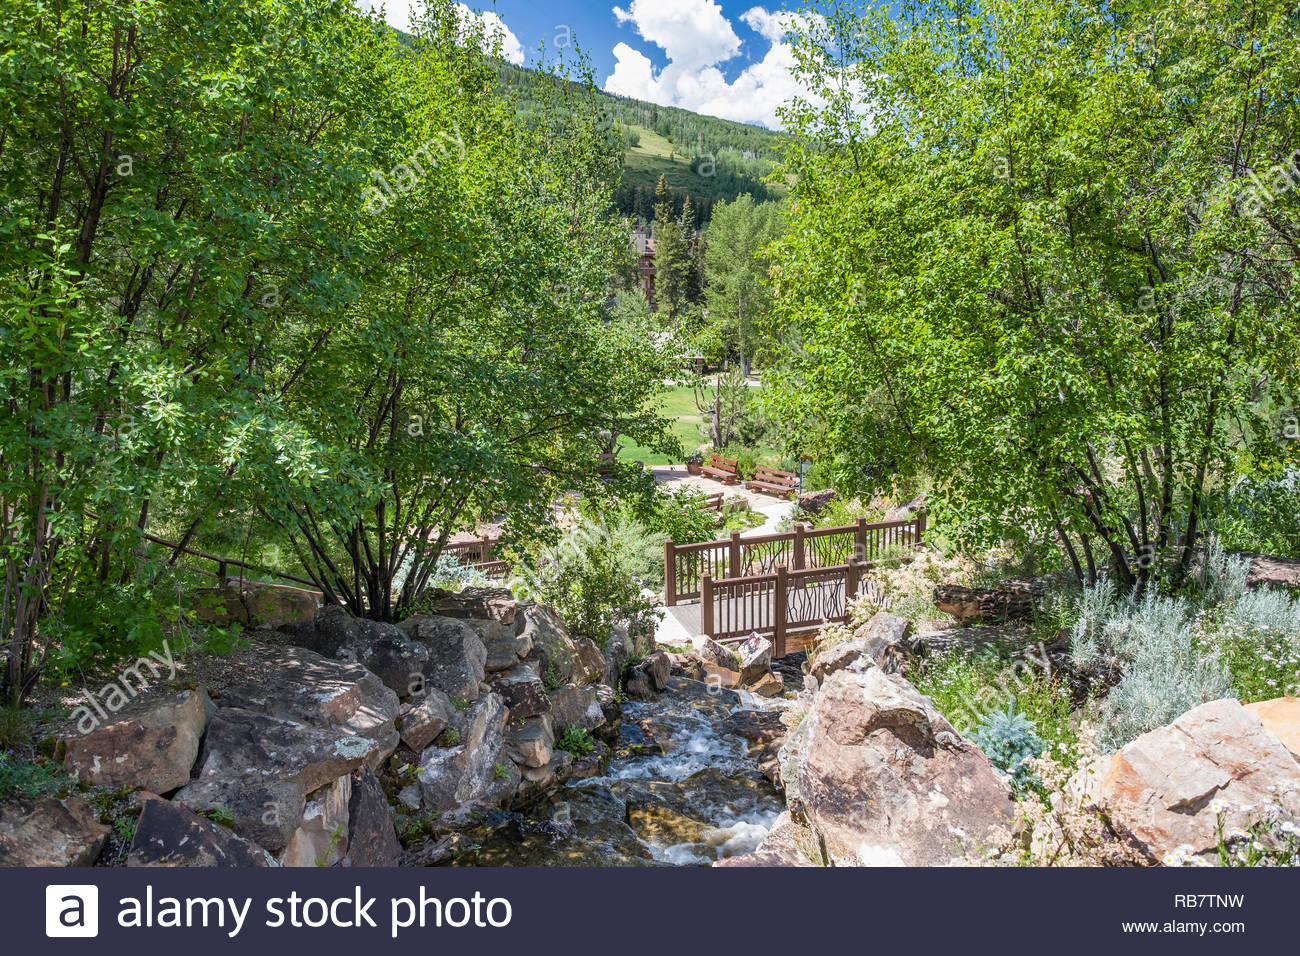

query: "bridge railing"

left=664, top=511, right=925, bottom=606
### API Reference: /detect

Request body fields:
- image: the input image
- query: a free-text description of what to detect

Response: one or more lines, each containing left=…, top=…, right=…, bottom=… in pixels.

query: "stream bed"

left=456, top=678, right=789, bottom=866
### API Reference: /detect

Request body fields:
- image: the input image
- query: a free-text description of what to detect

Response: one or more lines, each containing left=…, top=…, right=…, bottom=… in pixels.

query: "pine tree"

left=652, top=174, right=690, bottom=317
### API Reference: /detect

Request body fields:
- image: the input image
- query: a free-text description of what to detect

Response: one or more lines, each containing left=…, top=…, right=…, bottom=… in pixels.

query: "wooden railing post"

left=855, top=516, right=868, bottom=562
left=794, top=521, right=806, bottom=570
left=774, top=565, right=788, bottom=658
left=664, top=539, right=677, bottom=606
left=846, top=557, right=860, bottom=606
left=702, top=573, right=715, bottom=637
left=728, top=529, right=742, bottom=576
left=915, top=507, right=927, bottom=546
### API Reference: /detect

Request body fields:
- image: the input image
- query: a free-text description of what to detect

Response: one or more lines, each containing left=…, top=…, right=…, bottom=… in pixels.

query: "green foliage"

left=0, top=751, right=71, bottom=800
left=41, top=577, right=181, bottom=683
left=555, top=725, right=595, bottom=758
left=509, top=513, right=662, bottom=648
left=912, top=645, right=1077, bottom=766
left=1211, top=468, right=1300, bottom=559
left=970, top=702, right=1047, bottom=792
left=201, top=806, right=235, bottom=829
left=704, top=195, right=785, bottom=373
left=770, top=0, right=1300, bottom=591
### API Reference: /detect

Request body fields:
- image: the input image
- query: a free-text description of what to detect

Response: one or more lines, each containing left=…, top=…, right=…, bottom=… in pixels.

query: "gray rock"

left=856, top=611, right=914, bottom=671
left=0, top=794, right=108, bottom=866
left=695, top=636, right=740, bottom=671
left=547, top=684, right=605, bottom=733
left=398, top=690, right=456, bottom=752
left=517, top=603, right=581, bottom=687
left=281, top=774, right=351, bottom=867
left=807, top=638, right=871, bottom=684
left=342, top=768, right=401, bottom=867
left=408, top=616, right=488, bottom=704
left=490, top=664, right=552, bottom=720
left=479, top=624, right=533, bottom=673
left=416, top=693, right=515, bottom=822
left=737, top=633, right=773, bottom=685
left=217, top=645, right=400, bottom=765
left=127, top=795, right=275, bottom=867
left=174, top=708, right=377, bottom=852
left=61, top=688, right=213, bottom=794
left=505, top=715, right=554, bottom=769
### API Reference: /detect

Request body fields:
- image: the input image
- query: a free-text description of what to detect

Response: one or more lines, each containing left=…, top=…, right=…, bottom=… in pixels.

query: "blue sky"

left=355, top=1, right=819, bottom=128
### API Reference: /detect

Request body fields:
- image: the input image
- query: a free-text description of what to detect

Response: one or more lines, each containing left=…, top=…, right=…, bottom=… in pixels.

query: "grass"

left=622, top=125, right=711, bottom=193
left=617, top=385, right=708, bottom=465
left=616, top=384, right=780, bottom=466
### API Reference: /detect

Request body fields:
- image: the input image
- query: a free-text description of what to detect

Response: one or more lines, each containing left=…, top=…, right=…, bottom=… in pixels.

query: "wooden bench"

left=746, top=467, right=799, bottom=497
left=700, top=454, right=739, bottom=485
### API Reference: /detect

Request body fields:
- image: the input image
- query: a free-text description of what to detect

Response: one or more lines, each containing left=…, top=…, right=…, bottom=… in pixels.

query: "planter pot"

left=687, top=463, right=703, bottom=475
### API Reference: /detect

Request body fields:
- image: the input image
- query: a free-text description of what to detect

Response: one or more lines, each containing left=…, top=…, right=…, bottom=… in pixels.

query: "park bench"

left=701, top=454, right=739, bottom=485
left=746, top=467, right=799, bottom=498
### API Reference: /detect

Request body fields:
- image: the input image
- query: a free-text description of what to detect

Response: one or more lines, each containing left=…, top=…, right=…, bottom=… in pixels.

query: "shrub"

left=912, top=645, right=1077, bottom=766
left=1206, top=586, right=1300, bottom=701
left=425, top=553, right=489, bottom=593
left=970, top=702, right=1047, bottom=792
left=555, top=725, right=595, bottom=758
left=509, top=513, right=662, bottom=649
left=1070, top=583, right=1232, bottom=751
left=0, top=751, right=71, bottom=800
left=42, top=577, right=187, bottom=684
left=715, top=445, right=759, bottom=480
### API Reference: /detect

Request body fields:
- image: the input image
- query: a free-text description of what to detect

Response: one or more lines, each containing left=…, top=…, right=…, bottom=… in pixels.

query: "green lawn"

left=617, top=386, right=706, bottom=465
left=616, top=384, right=782, bottom=467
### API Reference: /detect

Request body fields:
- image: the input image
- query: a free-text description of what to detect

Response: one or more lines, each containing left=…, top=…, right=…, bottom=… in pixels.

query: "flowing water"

left=457, top=677, right=790, bottom=866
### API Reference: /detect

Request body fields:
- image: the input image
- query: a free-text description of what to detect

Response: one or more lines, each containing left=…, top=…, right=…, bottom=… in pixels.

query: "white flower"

left=1208, top=798, right=1229, bottom=815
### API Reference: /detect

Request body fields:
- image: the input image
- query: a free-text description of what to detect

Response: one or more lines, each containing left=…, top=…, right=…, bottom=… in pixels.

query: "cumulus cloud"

left=355, top=1, right=526, bottom=65
left=605, top=2, right=814, bottom=129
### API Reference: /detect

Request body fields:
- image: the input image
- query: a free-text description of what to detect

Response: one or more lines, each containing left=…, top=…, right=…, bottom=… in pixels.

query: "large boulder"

left=415, top=588, right=519, bottom=629
left=406, top=616, right=487, bottom=704
left=794, top=666, right=1015, bottom=865
left=0, top=794, right=109, bottom=866
left=1244, top=696, right=1300, bottom=760
left=416, top=693, right=517, bottom=822
left=173, top=708, right=377, bottom=852
left=281, top=774, right=351, bottom=867
left=193, top=582, right=319, bottom=628
left=547, top=684, right=605, bottom=733
left=342, top=768, right=401, bottom=867
left=61, top=688, right=213, bottom=794
left=216, top=645, right=400, bottom=765
left=283, top=608, right=432, bottom=699
left=127, top=795, right=275, bottom=867
left=397, top=690, right=456, bottom=752
left=1080, top=698, right=1300, bottom=862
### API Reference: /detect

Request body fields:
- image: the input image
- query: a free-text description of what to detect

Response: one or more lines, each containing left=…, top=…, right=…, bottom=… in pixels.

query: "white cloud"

left=355, top=2, right=525, bottom=65
left=605, top=3, right=814, bottom=129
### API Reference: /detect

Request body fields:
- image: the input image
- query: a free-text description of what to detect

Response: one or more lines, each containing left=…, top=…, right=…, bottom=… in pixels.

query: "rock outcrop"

left=1078, top=697, right=1300, bottom=862
left=0, top=794, right=109, bottom=866
left=61, top=688, right=213, bottom=794
left=793, top=666, right=1015, bottom=865
left=128, top=795, right=275, bottom=867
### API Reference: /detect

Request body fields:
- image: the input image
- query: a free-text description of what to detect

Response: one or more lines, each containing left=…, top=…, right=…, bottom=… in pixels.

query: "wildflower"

left=1208, top=798, right=1229, bottom=815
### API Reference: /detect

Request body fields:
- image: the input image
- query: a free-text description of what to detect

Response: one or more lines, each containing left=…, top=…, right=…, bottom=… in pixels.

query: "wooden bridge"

left=663, top=513, right=925, bottom=657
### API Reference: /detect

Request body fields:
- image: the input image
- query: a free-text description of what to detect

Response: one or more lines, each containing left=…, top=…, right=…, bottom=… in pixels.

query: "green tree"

left=771, top=0, right=1300, bottom=591
left=652, top=174, right=692, bottom=318
left=0, top=0, right=389, bottom=701
left=705, top=195, right=783, bottom=375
